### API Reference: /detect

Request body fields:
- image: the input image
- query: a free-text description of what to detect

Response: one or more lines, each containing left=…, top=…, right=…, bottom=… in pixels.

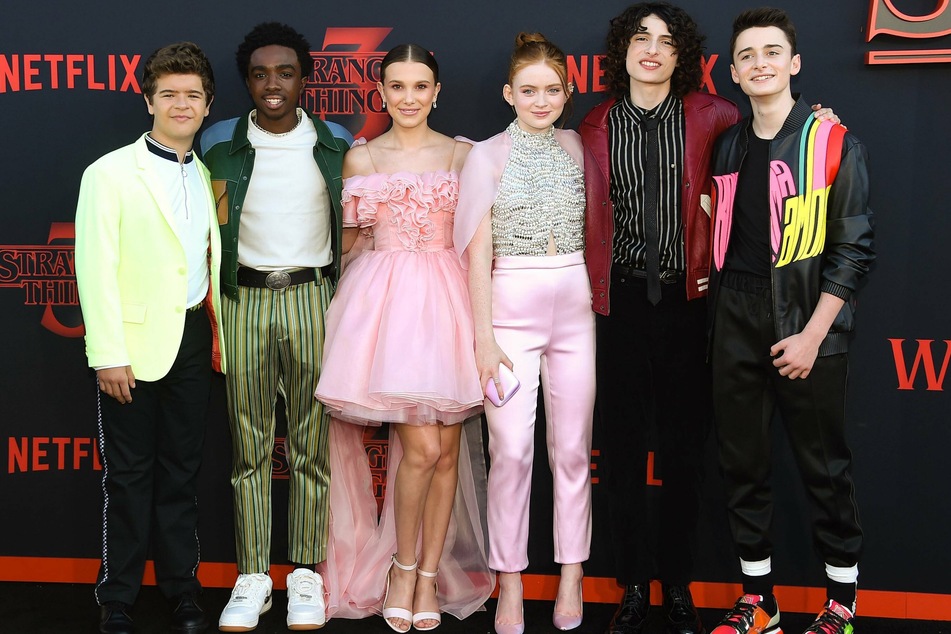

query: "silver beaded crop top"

left=491, top=121, right=586, bottom=257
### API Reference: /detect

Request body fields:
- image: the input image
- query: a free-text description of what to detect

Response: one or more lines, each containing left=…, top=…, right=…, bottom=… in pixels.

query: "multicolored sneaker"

left=802, top=600, right=854, bottom=634
left=711, top=594, right=782, bottom=634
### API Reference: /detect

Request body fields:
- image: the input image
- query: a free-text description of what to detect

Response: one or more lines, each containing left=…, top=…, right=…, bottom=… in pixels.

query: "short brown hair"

left=142, top=41, right=215, bottom=103
left=730, top=7, right=798, bottom=58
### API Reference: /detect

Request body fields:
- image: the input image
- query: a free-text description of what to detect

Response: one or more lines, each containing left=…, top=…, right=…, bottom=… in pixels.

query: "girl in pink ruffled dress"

left=314, top=44, right=492, bottom=632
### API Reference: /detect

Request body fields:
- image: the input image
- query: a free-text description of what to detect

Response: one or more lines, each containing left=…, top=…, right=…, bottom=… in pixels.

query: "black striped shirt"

left=609, top=93, right=686, bottom=272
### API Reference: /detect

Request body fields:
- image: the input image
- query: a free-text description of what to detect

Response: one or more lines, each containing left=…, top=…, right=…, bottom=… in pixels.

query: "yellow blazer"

left=75, top=133, right=225, bottom=381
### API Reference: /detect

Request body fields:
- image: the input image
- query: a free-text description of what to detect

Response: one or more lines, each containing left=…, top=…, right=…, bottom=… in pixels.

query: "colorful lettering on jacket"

left=775, top=119, right=845, bottom=267
left=711, top=172, right=736, bottom=271
left=769, top=159, right=796, bottom=263
left=712, top=118, right=846, bottom=271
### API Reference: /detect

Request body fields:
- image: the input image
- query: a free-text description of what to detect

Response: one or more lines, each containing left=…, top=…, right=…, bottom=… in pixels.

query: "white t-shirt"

left=238, top=110, right=332, bottom=270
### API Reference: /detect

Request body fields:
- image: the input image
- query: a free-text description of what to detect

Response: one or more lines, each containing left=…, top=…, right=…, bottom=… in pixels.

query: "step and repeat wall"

left=1, top=0, right=949, bottom=616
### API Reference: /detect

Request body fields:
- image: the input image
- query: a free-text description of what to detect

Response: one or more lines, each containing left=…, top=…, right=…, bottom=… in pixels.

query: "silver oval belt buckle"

left=265, top=270, right=291, bottom=290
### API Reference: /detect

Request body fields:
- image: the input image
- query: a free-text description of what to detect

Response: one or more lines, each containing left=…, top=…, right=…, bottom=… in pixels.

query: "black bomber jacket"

left=708, top=96, right=876, bottom=356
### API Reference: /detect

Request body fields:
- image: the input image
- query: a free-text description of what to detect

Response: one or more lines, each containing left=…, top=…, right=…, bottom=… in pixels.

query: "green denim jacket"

left=200, top=112, right=352, bottom=300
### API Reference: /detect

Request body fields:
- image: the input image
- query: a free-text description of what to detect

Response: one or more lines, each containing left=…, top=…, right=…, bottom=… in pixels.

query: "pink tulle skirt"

left=318, top=417, right=494, bottom=620
left=315, top=248, right=483, bottom=425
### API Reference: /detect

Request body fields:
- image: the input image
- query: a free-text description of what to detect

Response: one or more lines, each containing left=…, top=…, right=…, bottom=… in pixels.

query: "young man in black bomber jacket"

left=707, top=8, right=874, bottom=634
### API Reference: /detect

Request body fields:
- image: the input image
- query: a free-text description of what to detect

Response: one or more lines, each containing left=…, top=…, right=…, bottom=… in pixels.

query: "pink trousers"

left=485, top=251, right=596, bottom=572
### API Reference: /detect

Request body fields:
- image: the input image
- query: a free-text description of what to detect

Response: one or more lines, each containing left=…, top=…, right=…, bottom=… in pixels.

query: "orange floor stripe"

left=2, top=557, right=949, bottom=620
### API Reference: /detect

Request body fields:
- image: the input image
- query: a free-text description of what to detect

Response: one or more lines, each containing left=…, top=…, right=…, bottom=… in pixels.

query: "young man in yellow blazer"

left=75, top=42, right=224, bottom=634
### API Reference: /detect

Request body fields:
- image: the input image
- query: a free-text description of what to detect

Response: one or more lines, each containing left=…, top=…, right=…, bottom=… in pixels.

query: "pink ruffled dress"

left=315, top=170, right=493, bottom=620
left=315, top=171, right=483, bottom=424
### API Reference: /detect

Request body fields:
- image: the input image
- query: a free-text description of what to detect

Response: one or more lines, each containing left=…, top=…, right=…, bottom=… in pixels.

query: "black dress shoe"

left=606, top=584, right=650, bottom=634
left=171, top=594, right=209, bottom=633
left=100, top=602, right=134, bottom=634
left=663, top=585, right=705, bottom=634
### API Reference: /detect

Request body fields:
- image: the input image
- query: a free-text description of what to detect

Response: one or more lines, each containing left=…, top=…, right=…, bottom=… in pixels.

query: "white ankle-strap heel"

left=413, top=568, right=441, bottom=631
left=382, top=554, right=418, bottom=633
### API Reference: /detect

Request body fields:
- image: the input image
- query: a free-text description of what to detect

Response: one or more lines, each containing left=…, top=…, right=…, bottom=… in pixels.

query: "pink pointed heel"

left=552, top=574, right=584, bottom=630
left=494, top=608, right=524, bottom=634
left=494, top=574, right=524, bottom=634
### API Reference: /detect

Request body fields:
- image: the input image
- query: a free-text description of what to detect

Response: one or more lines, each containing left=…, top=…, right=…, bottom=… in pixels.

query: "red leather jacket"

left=579, top=91, right=740, bottom=315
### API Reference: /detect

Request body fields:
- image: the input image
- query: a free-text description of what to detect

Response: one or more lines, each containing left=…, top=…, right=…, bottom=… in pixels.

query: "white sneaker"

left=219, top=572, right=273, bottom=632
left=286, top=568, right=327, bottom=630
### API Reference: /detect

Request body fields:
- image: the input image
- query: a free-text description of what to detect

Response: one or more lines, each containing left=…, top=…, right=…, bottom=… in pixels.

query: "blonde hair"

left=507, top=32, right=573, bottom=122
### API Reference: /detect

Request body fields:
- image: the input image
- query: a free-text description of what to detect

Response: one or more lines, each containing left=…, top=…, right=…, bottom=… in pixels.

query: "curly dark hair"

left=235, top=22, right=312, bottom=80
left=603, top=2, right=705, bottom=100
left=142, top=42, right=215, bottom=103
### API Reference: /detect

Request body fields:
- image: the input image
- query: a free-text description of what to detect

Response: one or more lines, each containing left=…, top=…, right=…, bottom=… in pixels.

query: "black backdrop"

left=1, top=0, right=949, bottom=620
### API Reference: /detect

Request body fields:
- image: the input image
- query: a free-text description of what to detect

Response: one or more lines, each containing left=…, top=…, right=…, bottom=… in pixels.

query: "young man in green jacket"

left=200, top=22, right=352, bottom=633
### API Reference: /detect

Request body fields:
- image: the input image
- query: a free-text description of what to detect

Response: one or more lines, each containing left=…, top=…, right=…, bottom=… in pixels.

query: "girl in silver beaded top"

left=454, top=32, right=596, bottom=634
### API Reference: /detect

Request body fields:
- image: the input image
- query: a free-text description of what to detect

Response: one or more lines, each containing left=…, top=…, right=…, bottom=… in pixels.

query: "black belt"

left=613, top=264, right=683, bottom=284
left=186, top=300, right=204, bottom=312
left=237, top=267, right=318, bottom=290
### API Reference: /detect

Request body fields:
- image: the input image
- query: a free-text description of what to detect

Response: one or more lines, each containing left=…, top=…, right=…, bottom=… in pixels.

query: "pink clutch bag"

left=485, top=364, right=520, bottom=407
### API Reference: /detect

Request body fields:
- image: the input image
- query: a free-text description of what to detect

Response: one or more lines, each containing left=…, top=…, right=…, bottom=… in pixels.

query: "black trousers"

left=95, top=308, right=212, bottom=606
left=711, top=272, right=863, bottom=568
left=595, top=272, right=711, bottom=585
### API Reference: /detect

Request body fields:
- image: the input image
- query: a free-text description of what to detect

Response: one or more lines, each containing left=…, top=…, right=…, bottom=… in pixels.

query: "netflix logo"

left=565, top=54, right=722, bottom=95
left=8, top=436, right=102, bottom=473
left=0, top=53, right=141, bottom=93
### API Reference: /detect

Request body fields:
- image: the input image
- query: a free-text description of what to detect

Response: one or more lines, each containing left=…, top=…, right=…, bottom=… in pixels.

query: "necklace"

left=251, top=108, right=304, bottom=137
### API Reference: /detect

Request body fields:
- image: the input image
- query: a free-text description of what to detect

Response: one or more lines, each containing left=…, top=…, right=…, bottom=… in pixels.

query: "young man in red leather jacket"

left=580, top=4, right=739, bottom=633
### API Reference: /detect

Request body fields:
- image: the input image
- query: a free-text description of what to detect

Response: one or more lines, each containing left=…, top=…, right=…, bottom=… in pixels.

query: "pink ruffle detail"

left=341, top=172, right=458, bottom=251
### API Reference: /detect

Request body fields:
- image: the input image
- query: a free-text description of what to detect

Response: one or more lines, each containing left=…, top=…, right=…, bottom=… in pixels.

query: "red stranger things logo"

left=305, top=27, right=393, bottom=140
left=0, top=222, right=83, bottom=338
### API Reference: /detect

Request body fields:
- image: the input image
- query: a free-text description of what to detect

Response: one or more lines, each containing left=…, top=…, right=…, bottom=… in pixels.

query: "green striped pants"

left=221, top=277, right=331, bottom=573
